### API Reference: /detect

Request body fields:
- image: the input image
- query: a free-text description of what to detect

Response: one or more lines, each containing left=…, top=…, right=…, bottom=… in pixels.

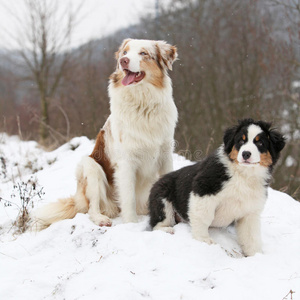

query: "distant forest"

left=0, top=0, right=299, bottom=199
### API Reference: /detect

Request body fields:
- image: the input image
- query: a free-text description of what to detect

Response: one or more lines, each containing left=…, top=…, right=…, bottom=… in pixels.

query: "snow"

left=1, top=133, right=300, bottom=300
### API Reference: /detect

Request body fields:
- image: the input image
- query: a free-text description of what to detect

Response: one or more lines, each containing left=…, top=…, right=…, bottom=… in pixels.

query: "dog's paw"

left=194, top=236, right=215, bottom=245
left=90, top=214, right=112, bottom=227
left=154, top=226, right=175, bottom=234
left=242, top=247, right=262, bottom=257
left=202, top=237, right=215, bottom=245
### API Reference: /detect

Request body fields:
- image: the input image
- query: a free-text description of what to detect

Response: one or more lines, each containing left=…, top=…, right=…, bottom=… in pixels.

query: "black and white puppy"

left=149, top=119, right=285, bottom=256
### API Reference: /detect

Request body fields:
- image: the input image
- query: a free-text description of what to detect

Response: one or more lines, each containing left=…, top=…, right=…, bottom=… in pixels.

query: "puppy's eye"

left=140, top=52, right=147, bottom=56
left=123, top=51, right=127, bottom=55
left=256, top=141, right=263, bottom=147
left=239, top=140, right=245, bottom=145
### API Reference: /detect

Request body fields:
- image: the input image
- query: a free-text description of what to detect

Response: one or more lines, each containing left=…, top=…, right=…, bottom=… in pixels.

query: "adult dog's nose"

left=242, top=151, right=251, bottom=160
left=120, top=57, right=130, bottom=69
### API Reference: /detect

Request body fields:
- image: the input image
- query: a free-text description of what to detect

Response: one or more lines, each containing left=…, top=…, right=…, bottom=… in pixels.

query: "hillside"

left=0, top=134, right=300, bottom=300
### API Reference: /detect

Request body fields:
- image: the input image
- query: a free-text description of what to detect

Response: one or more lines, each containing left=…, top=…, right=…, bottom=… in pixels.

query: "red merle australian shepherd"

left=33, top=39, right=178, bottom=229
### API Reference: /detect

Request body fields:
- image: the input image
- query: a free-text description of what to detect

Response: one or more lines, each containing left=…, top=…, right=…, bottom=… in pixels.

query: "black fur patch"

left=192, top=151, right=230, bottom=197
left=149, top=151, right=230, bottom=226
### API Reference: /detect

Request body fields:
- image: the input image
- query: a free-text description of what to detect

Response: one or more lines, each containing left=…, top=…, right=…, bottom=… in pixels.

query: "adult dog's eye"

left=140, top=52, right=147, bottom=56
left=123, top=51, right=127, bottom=55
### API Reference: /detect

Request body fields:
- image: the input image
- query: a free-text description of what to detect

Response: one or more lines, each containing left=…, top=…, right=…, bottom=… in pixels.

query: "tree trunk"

left=40, top=95, right=49, bottom=142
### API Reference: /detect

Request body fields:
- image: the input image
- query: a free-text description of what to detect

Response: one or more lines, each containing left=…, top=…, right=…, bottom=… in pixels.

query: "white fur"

left=153, top=199, right=175, bottom=234
left=188, top=147, right=268, bottom=256
left=237, top=124, right=263, bottom=164
left=108, top=78, right=177, bottom=222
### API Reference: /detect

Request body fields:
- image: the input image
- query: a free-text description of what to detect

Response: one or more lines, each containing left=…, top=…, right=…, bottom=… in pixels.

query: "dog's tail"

left=30, top=157, right=92, bottom=231
left=31, top=196, right=85, bottom=231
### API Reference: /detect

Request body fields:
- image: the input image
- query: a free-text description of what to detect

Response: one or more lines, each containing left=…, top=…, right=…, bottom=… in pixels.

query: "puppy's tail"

left=31, top=197, right=83, bottom=231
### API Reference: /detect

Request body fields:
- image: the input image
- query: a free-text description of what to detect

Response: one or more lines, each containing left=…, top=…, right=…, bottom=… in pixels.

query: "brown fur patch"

left=140, top=48, right=151, bottom=57
left=229, top=146, right=239, bottom=163
left=260, top=152, right=273, bottom=167
left=140, top=59, right=164, bottom=88
left=168, top=46, right=177, bottom=62
left=109, top=70, right=124, bottom=88
left=155, top=43, right=177, bottom=70
left=155, top=44, right=167, bottom=70
left=123, top=44, right=130, bottom=55
left=89, top=130, right=114, bottom=185
left=242, top=134, right=246, bottom=141
left=255, top=136, right=260, bottom=142
left=115, top=38, right=131, bottom=60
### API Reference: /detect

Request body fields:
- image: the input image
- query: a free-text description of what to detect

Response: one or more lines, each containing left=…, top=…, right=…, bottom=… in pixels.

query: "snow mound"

left=0, top=134, right=300, bottom=300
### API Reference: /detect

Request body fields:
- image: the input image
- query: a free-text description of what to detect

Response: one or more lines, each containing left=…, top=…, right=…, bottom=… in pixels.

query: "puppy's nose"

left=242, top=151, right=251, bottom=160
left=120, top=57, right=130, bottom=69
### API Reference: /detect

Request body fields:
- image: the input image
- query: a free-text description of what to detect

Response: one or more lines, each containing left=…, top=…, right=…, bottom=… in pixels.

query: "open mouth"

left=122, top=69, right=145, bottom=86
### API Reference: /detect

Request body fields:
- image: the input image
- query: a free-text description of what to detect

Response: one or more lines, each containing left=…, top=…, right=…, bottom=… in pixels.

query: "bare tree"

left=1, top=0, right=83, bottom=143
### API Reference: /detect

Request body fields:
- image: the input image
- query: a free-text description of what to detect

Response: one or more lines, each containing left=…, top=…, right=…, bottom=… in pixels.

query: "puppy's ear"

left=155, top=41, right=178, bottom=70
left=115, top=38, right=132, bottom=60
left=269, top=129, right=286, bottom=153
left=223, top=125, right=237, bottom=154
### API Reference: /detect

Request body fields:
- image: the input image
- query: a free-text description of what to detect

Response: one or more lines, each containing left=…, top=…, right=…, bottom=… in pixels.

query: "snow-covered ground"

left=0, top=133, right=299, bottom=300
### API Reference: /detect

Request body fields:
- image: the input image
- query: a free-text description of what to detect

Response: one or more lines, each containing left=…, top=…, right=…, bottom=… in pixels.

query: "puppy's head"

left=110, top=39, right=177, bottom=88
left=223, top=118, right=286, bottom=170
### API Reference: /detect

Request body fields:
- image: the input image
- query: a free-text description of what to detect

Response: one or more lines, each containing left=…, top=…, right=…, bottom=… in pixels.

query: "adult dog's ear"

left=223, top=125, right=237, bottom=154
left=115, top=38, right=132, bottom=60
left=269, top=129, right=286, bottom=153
left=155, top=41, right=178, bottom=70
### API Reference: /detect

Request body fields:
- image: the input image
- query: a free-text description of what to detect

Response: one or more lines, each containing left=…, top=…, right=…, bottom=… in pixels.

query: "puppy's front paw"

left=242, top=246, right=262, bottom=257
left=194, top=235, right=215, bottom=245
left=153, top=226, right=175, bottom=234
left=201, top=237, right=215, bottom=245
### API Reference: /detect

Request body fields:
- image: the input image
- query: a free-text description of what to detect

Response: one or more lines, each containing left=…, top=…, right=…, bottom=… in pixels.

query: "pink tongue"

left=122, top=71, right=137, bottom=86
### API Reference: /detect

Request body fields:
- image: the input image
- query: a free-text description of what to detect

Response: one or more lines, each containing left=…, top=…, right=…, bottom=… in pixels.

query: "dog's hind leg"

left=149, top=197, right=175, bottom=234
left=79, top=157, right=115, bottom=227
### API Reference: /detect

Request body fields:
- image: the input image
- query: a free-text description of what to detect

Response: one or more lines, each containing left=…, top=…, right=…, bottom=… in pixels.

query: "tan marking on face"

left=115, top=38, right=131, bottom=60
left=242, top=134, right=246, bottom=141
left=255, top=136, right=260, bottom=142
left=229, top=146, right=239, bottom=164
left=140, top=59, right=164, bottom=88
left=259, top=151, right=272, bottom=167
left=140, top=48, right=150, bottom=56
left=89, top=129, right=115, bottom=185
left=122, top=44, right=130, bottom=55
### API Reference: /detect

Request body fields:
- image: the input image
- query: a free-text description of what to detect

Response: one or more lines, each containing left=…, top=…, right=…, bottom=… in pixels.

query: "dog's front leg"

left=236, top=213, right=262, bottom=256
left=115, top=161, right=138, bottom=223
left=159, top=142, right=174, bottom=176
left=188, top=193, right=218, bottom=245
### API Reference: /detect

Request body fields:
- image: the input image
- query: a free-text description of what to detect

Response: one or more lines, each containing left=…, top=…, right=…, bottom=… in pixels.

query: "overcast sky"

left=0, top=0, right=164, bottom=51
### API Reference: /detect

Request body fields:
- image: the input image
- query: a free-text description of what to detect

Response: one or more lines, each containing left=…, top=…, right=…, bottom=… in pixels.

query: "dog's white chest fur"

left=211, top=166, right=268, bottom=227
left=109, top=80, right=177, bottom=158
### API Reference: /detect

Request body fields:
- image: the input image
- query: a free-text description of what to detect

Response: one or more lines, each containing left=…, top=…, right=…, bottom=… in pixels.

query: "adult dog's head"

left=223, top=118, right=286, bottom=171
left=110, top=39, right=177, bottom=88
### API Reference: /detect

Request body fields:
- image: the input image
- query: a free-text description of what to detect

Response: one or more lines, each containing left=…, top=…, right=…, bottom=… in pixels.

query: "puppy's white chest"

left=211, top=179, right=266, bottom=227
